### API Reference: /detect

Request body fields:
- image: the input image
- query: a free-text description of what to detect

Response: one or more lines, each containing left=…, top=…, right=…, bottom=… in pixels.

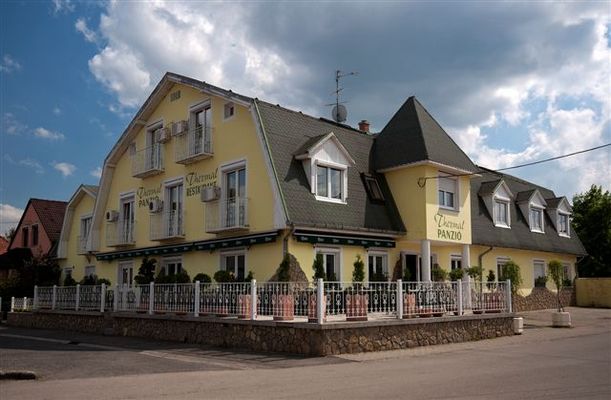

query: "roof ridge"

left=477, top=166, right=556, bottom=196
left=409, top=97, right=429, bottom=160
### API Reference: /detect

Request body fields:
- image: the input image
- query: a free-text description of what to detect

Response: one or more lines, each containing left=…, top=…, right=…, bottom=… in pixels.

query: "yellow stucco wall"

left=59, top=193, right=96, bottom=282
left=385, top=166, right=427, bottom=241
left=576, top=278, right=611, bottom=308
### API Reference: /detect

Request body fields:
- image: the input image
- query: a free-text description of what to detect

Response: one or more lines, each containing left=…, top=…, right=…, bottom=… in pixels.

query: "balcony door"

left=224, top=167, right=246, bottom=227
left=194, top=106, right=211, bottom=155
left=166, top=182, right=183, bottom=236
left=118, top=261, right=134, bottom=286
left=120, top=196, right=135, bottom=243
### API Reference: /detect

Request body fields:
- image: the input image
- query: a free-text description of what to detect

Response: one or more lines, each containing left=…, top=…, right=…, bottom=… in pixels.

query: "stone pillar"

left=421, top=240, right=431, bottom=282
left=462, top=244, right=472, bottom=308
left=462, top=244, right=471, bottom=270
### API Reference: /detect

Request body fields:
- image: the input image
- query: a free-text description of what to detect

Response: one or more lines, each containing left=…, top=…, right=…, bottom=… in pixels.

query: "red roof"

left=29, top=199, right=68, bottom=243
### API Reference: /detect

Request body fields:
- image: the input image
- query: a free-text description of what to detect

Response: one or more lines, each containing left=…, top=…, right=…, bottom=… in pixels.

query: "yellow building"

left=57, top=73, right=585, bottom=294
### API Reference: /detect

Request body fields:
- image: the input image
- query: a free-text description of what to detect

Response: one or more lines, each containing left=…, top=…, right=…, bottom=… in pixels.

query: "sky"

left=1, top=0, right=610, bottom=234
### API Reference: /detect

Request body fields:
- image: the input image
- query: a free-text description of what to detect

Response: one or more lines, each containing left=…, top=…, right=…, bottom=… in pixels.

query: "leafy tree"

left=466, top=266, right=483, bottom=282
left=547, top=260, right=565, bottom=312
left=499, top=260, right=522, bottom=295
left=352, top=254, right=365, bottom=283
left=134, top=256, right=157, bottom=284
left=4, top=227, right=16, bottom=241
left=572, top=185, right=611, bottom=277
left=312, top=254, right=325, bottom=280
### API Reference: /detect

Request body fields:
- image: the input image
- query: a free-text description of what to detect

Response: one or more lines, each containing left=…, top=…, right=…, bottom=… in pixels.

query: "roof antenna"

left=327, top=69, right=358, bottom=123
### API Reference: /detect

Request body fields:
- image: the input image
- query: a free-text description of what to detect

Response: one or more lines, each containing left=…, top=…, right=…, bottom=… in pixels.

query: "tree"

left=572, top=185, right=611, bottom=277
left=547, top=260, right=565, bottom=312
left=134, top=256, right=157, bottom=284
left=312, top=254, right=325, bottom=280
left=4, top=227, right=16, bottom=241
left=352, top=254, right=365, bottom=283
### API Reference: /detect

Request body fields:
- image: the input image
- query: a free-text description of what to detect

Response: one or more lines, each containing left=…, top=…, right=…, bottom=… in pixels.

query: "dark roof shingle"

left=30, top=199, right=68, bottom=243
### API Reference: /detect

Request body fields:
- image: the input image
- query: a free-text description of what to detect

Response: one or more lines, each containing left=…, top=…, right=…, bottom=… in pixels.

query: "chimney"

left=358, top=119, right=370, bottom=133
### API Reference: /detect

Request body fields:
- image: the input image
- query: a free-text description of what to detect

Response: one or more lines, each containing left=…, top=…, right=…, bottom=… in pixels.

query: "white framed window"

left=221, top=160, right=247, bottom=228
left=221, top=250, right=246, bottom=281
left=367, top=251, right=388, bottom=281
left=84, top=265, right=96, bottom=277
left=496, top=257, right=510, bottom=282
left=494, top=199, right=510, bottom=228
left=223, top=102, right=235, bottom=120
left=316, top=247, right=341, bottom=281
left=562, top=263, right=572, bottom=282
left=118, top=261, right=134, bottom=286
left=558, top=213, right=570, bottom=237
left=533, top=260, right=546, bottom=286
left=315, top=162, right=346, bottom=202
left=529, top=207, right=544, bottom=233
left=161, top=256, right=183, bottom=276
left=438, top=175, right=457, bottom=210
left=450, top=255, right=462, bottom=270
left=164, top=179, right=184, bottom=237
left=80, top=215, right=92, bottom=238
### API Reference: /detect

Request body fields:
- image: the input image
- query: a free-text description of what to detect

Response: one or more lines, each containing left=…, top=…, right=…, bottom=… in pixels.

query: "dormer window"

left=558, top=212, right=570, bottom=237
left=438, top=175, right=457, bottom=210
left=529, top=207, right=544, bottom=233
left=294, top=132, right=356, bottom=205
left=363, top=174, right=384, bottom=202
left=494, top=199, right=510, bottom=227
left=480, top=179, right=513, bottom=229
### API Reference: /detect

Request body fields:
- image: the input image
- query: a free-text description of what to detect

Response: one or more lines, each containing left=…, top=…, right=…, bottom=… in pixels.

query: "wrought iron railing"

left=150, top=210, right=185, bottom=240
left=174, top=126, right=213, bottom=163
left=106, top=220, right=136, bottom=246
left=131, top=143, right=164, bottom=178
left=205, top=196, right=248, bottom=233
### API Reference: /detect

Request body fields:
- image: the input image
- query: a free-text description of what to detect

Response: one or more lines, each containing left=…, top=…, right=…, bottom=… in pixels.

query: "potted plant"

left=308, top=254, right=326, bottom=323
left=534, top=276, right=548, bottom=288
left=548, top=260, right=571, bottom=327
left=346, top=255, right=368, bottom=321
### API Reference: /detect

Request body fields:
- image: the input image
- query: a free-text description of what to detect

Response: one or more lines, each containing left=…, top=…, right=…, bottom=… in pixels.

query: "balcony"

left=106, top=220, right=136, bottom=247
left=174, top=126, right=213, bottom=164
left=150, top=210, right=185, bottom=241
left=77, top=235, right=88, bottom=255
left=205, top=197, right=249, bottom=233
left=131, top=144, right=164, bottom=178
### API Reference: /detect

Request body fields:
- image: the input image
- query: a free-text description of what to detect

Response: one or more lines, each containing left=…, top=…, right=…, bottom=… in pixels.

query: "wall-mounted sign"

left=137, top=185, right=161, bottom=208
left=186, top=169, right=217, bottom=197
left=433, top=211, right=465, bottom=241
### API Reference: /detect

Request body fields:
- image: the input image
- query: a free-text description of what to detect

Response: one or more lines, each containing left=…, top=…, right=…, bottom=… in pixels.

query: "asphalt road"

left=1, top=307, right=609, bottom=399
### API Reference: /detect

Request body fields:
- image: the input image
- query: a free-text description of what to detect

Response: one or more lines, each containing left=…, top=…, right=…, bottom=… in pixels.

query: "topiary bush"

left=352, top=254, right=365, bottom=283
left=213, top=269, right=235, bottom=283
left=192, top=273, right=212, bottom=283
left=312, top=254, right=325, bottom=280
left=134, top=256, right=157, bottom=284
left=547, top=260, right=565, bottom=311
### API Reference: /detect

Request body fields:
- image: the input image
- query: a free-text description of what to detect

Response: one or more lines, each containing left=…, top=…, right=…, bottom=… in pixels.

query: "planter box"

left=346, top=293, right=368, bottom=321
left=237, top=294, right=252, bottom=319
left=403, top=293, right=417, bottom=318
left=273, top=294, right=294, bottom=321
left=552, top=311, right=571, bottom=328
left=308, top=294, right=325, bottom=323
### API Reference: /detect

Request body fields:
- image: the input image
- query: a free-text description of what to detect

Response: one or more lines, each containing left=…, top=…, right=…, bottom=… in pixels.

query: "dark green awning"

left=294, top=231, right=395, bottom=248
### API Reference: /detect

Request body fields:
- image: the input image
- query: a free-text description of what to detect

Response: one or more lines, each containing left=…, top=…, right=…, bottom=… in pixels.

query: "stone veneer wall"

left=8, top=311, right=514, bottom=356
left=513, top=287, right=575, bottom=312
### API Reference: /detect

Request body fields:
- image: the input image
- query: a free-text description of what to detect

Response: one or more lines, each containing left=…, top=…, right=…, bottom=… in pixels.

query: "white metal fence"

left=11, top=296, right=32, bottom=312
left=28, top=280, right=512, bottom=322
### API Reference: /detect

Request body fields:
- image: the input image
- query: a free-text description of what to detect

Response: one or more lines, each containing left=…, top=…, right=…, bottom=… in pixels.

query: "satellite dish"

left=331, top=104, right=347, bottom=123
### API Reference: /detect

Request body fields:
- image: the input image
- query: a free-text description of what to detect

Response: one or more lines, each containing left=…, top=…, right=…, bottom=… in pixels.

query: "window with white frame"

left=368, top=252, right=388, bottom=281
left=496, top=257, right=510, bottom=281
left=562, top=263, right=572, bottom=282
left=316, top=248, right=340, bottom=281
left=161, top=256, right=183, bottom=276
left=164, top=180, right=184, bottom=237
left=222, top=162, right=247, bottom=228
left=80, top=216, right=92, bottom=238
left=84, top=265, right=96, bottom=277
left=529, top=207, right=544, bottom=232
left=316, top=163, right=345, bottom=201
left=438, top=175, right=457, bottom=210
left=558, top=213, right=570, bottom=237
left=450, top=255, right=462, bottom=270
left=221, top=251, right=245, bottom=281
left=494, top=199, right=510, bottom=227
left=533, top=260, right=546, bottom=286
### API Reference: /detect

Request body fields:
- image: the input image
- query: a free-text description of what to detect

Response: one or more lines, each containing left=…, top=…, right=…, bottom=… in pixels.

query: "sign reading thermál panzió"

left=433, top=211, right=465, bottom=241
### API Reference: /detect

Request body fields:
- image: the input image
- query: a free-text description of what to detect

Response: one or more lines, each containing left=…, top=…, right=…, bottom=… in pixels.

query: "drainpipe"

left=478, top=246, right=494, bottom=277
left=283, top=223, right=296, bottom=257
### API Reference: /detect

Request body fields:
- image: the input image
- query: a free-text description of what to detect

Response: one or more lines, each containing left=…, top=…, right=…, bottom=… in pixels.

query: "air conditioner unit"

left=172, top=120, right=188, bottom=136
left=156, top=127, right=171, bottom=143
left=201, top=186, right=220, bottom=202
left=148, top=198, right=163, bottom=213
left=106, top=210, right=119, bottom=222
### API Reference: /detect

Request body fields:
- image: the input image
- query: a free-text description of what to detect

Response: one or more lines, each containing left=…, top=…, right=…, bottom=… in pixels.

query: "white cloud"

left=90, top=166, right=102, bottom=178
left=52, top=0, right=75, bottom=14
left=52, top=162, right=76, bottom=177
left=0, top=55, right=21, bottom=73
left=2, top=113, right=27, bottom=135
left=34, top=127, right=65, bottom=140
left=75, top=18, right=97, bottom=43
left=53, top=106, right=62, bottom=115
left=0, top=203, right=24, bottom=234
left=4, top=154, right=46, bottom=174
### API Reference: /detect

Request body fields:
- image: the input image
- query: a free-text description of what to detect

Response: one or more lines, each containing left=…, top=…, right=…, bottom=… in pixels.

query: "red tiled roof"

left=30, top=199, right=68, bottom=243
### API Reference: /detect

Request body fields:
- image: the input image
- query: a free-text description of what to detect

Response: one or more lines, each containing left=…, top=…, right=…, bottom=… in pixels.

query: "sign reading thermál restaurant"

left=433, top=211, right=465, bottom=241
left=185, top=169, right=217, bottom=197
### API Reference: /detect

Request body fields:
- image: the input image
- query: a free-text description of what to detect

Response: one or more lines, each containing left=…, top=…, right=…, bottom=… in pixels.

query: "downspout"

left=478, top=246, right=494, bottom=279
left=283, top=223, right=296, bottom=257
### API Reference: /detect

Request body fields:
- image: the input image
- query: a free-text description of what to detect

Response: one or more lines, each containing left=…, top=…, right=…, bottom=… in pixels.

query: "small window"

left=438, top=176, right=457, bottom=209
left=224, top=102, right=235, bottom=120
left=558, top=213, right=570, bottom=237
left=316, top=165, right=344, bottom=201
left=84, top=265, right=96, bottom=277
left=31, top=224, right=39, bottom=246
left=494, top=200, right=510, bottom=227
left=450, top=255, right=462, bottom=271
left=533, top=260, right=546, bottom=286
left=22, top=227, right=29, bottom=247
left=221, top=252, right=245, bottom=281
left=496, top=257, right=510, bottom=281
left=162, top=257, right=183, bottom=276
left=529, top=207, right=544, bottom=232
left=363, top=175, right=384, bottom=202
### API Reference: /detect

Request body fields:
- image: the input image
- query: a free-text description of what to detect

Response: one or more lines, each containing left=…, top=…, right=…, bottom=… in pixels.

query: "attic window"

left=224, top=102, right=235, bottom=120
left=363, top=174, right=384, bottom=202
left=558, top=212, right=570, bottom=237
left=529, top=207, right=544, bottom=233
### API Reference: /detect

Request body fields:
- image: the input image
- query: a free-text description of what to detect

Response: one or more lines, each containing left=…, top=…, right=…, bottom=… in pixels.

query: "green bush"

left=277, top=254, right=291, bottom=282
left=97, top=278, right=111, bottom=286
left=499, top=260, right=523, bottom=295
left=134, top=257, right=157, bottom=284
left=534, top=276, right=548, bottom=287
left=548, top=260, right=565, bottom=311
left=174, top=270, right=191, bottom=283
left=449, top=268, right=464, bottom=281
left=192, top=273, right=211, bottom=283
left=431, top=264, right=448, bottom=282
left=244, top=271, right=254, bottom=282
left=63, top=274, right=76, bottom=286
left=467, top=266, right=483, bottom=282
left=213, top=270, right=234, bottom=283
left=402, top=267, right=412, bottom=282
left=352, top=254, right=365, bottom=283
left=312, top=254, right=325, bottom=280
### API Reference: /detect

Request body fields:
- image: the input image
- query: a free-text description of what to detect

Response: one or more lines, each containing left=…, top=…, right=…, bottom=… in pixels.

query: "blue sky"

left=1, top=0, right=610, bottom=234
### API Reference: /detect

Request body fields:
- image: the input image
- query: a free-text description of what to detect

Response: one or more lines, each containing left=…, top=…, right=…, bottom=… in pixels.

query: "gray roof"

left=373, top=97, right=478, bottom=173
left=471, top=168, right=586, bottom=256
left=293, top=133, right=329, bottom=156
left=545, top=197, right=564, bottom=209
left=478, top=180, right=502, bottom=196
left=515, top=189, right=537, bottom=203
left=256, top=100, right=406, bottom=235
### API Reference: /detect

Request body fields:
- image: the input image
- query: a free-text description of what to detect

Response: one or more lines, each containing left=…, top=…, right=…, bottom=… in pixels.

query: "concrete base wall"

left=7, top=311, right=514, bottom=356
left=576, top=278, right=611, bottom=308
left=513, top=287, right=575, bottom=312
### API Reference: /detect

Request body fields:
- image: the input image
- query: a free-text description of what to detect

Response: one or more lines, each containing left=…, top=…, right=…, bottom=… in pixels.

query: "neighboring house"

left=8, top=198, right=67, bottom=258
left=0, top=236, right=8, bottom=255
left=57, top=72, right=585, bottom=293
left=56, top=185, right=98, bottom=282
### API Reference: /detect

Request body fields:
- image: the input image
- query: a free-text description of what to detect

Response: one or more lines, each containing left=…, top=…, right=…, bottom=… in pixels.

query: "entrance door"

left=403, top=254, right=419, bottom=282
